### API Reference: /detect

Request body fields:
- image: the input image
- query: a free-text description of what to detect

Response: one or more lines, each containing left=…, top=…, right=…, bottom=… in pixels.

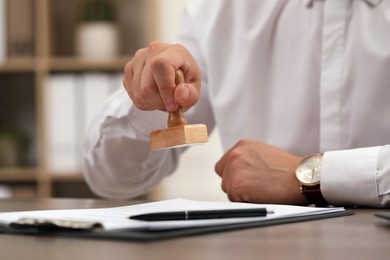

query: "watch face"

left=296, top=154, right=322, bottom=185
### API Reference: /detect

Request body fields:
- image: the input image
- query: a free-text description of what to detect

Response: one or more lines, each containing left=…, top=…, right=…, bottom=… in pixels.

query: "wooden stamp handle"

left=167, top=70, right=187, bottom=127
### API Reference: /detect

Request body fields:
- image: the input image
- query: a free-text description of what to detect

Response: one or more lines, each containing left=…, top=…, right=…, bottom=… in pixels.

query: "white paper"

left=0, top=198, right=345, bottom=231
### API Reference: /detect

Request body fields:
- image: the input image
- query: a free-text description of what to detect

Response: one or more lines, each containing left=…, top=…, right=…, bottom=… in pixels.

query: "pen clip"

left=10, top=218, right=103, bottom=232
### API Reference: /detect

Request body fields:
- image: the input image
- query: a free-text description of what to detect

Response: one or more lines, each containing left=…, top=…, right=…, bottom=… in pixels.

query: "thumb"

left=173, top=69, right=200, bottom=110
left=174, top=83, right=200, bottom=109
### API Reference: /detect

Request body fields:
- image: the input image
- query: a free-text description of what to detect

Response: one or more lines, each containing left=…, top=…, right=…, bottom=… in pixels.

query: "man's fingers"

left=150, top=60, right=178, bottom=112
left=215, top=157, right=225, bottom=177
left=174, top=83, right=199, bottom=109
left=149, top=43, right=201, bottom=112
left=139, top=63, right=166, bottom=110
left=215, top=145, right=235, bottom=177
left=123, top=41, right=201, bottom=112
left=148, top=43, right=179, bottom=112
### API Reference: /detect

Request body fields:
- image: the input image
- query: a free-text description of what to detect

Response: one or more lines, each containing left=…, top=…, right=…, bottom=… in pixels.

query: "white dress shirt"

left=82, top=0, right=390, bottom=207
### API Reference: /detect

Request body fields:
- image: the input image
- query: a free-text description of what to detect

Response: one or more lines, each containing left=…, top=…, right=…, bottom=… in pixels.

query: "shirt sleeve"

left=321, top=145, right=390, bottom=208
left=81, top=6, right=215, bottom=199
left=81, top=88, right=183, bottom=199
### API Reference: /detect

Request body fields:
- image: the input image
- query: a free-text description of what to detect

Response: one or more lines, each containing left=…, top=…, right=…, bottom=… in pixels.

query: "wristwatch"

left=295, top=154, right=329, bottom=207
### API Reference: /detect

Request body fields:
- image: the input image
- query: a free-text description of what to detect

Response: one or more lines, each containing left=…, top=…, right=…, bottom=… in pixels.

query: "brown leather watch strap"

left=301, top=185, right=329, bottom=207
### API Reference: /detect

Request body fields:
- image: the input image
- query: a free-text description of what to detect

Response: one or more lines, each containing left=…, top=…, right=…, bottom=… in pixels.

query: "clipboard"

left=374, top=212, right=390, bottom=221
left=0, top=210, right=354, bottom=242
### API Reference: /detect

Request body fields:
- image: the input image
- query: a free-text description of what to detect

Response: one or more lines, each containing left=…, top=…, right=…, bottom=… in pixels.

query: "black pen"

left=129, top=208, right=274, bottom=221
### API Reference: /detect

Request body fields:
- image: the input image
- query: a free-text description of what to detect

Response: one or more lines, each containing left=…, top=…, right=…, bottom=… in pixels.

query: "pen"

left=129, top=208, right=274, bottom=221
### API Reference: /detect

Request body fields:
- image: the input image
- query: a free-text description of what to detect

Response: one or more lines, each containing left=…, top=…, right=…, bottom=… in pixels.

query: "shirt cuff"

left=321, top=146, right=381, bottom=207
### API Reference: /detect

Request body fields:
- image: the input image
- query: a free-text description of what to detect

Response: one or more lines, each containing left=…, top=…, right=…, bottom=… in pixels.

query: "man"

left=82, top=0, right=389, bottom=207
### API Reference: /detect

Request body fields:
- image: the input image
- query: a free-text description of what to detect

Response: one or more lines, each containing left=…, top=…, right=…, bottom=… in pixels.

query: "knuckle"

left=133, top=99, right=149, bottom=111
left=227, top=149, right=242, bottom=163
left=139, top=83, right=154, bottom=97
left=133, top=48, right=146, bottom=59
left=123, top=62, right=132, bottom=76
left=149, top=41, right=161, bottom=49
left=150, top=55, right=169, bottom=72
left=214, top=163, right=221, bottom=174
left=220, top=182, right=226, bottom=193
left=236, top=139, right=251, bottom=147
left=148, top=41, right=166, bottom=54
left=138, top=104, right=151, bottom=111
left=132, top=92, right=144, bottom=106
left=173, top=43, right=185, bottom=52
left=227, top=193, right=235, bottom=202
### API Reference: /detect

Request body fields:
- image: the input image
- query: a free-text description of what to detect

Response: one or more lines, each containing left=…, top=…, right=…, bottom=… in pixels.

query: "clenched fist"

left=215, top=139, right=308, bottom=205
left=123, top=41, right=201, bottom=112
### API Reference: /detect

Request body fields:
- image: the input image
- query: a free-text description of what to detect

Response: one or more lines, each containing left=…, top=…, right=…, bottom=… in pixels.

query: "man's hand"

left=123, top=41, right=201, bottom=112
left=215, top=139, right=308, bottom=205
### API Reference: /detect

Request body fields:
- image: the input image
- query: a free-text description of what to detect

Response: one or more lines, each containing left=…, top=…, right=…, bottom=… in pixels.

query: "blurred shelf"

left=0, top=56, right=130, bottom=73
left=0, top=168, right=39, bottom=182
left=48, top=56, right=130, bottom=72
left=0, top=58, right=36, bottom=73
left=1, top=0, right=155, bottom=198
left=50, top=172, right=84, bottom=182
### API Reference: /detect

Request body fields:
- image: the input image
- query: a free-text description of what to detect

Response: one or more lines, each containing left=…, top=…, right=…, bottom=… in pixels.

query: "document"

left=0, top=198, right=345, bottom=231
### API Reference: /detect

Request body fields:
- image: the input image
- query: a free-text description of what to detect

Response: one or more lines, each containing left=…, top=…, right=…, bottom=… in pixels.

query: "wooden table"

left=0, top=198, right=389, bottom=260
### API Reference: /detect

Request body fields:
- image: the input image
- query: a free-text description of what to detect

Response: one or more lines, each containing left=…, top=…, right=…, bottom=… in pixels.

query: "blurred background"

left=0, top=0, right=226, bottom=201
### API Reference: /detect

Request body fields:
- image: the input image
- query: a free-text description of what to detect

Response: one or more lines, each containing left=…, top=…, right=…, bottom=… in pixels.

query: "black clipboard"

left=374, top=212, right=390, bottom=221
left=0, top=210, right=354, bottom=242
